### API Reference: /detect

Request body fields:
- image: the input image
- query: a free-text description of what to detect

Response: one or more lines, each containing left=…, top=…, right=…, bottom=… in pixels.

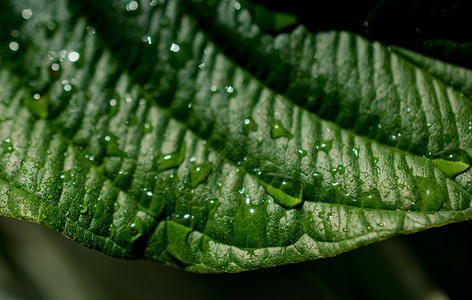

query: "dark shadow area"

left=253, top=0, right=472, bottom=70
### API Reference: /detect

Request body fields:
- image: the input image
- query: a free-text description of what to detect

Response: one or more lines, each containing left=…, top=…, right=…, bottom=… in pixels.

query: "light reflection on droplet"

left=142, top=35, right=152, bottom=44
left=210, top=85, right=217, bottom=92
left=33, top=94, right=41, bottom=100
left=68, top=51, right=80, bottom=62
left=225, top=86, right=234, bottom=93
left=87, top=26, right=96, bottom=35
left=51, top=63, right=60, bottom=71
left=170, top=43, right=180, bottom=52
left=198, top=63, right=206, bottom=70
left=125, top=93, right=133, bottom=103
left=9, top=42, right=19, bottom=51
left=110, top=99, right=117, bottom=106
left=234, top=2, right=241, bottom=10
left=64, top=84, right=72, bottom=92
left=126, top=1, right=139, bottom=11
left=47, top=22, right=56, bottom=30
left=22, top=9, right=33, bottom=20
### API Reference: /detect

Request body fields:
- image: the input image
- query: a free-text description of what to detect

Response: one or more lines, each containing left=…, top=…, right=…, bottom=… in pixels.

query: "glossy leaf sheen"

left=1, top=0, right=472, bottom=273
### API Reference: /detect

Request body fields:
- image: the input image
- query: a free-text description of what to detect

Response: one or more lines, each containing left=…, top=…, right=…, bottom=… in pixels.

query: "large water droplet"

left=414, top=176, right=446, bottom=211
left=431, top=149, right=472, bottom=178
left=260, top=175, right=303, bottom=208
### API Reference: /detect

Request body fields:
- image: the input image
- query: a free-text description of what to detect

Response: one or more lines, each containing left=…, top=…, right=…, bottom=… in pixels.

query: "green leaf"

left=1, top=0, right=472, bottom=273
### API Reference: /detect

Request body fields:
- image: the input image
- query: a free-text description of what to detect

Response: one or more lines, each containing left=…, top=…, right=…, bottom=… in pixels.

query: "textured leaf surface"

left=1, top=0, right=472, bottom=273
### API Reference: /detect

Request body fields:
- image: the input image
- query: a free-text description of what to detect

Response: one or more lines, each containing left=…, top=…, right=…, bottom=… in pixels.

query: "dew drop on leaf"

left=190, top=162, right=213, bottom=188
left=270, top=120, right=293, bottom=140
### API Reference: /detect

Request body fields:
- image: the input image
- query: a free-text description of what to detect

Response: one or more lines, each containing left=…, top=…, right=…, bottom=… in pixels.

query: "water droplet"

left=315, top=140, right=333, bottom=153
left=51, top=63, right=60, bottom=71
left=22, top=9, right=33, bottom=20
left=103, top=132, right=126, bottom=157
left=80, top=204, right=88, bottom=214
left=157, top=142, right=186, bottom=172
left=190, top=162, right=213, bottom=188
left=170, top=43, right=180, bottom=52
left=225, top=86, right=234, bottom=93
left=270, top=120, right=293, bottom=140
left=414, top=176, right=446, bottom=211
left=241, top=117, right=258, bottom=134
left=142, top=35, right=152, bottom=44
left=9, top=42, right=19, bottom=52
left=2, top=138, right=14, bottom=154
left=352, top=147, right=359, bottom=157
left=358, top=189, right=381, bottom=209
left=86, top=26, right=96, bottom=35
left=431, top=149, right=472, bottom=178
left=143, top=122, right=153, bottom=134
left=126, top=1, right=139, bottom=11
left=297, top=149, right=307, bottom=158
left=68, top=51, right=80, bottom=62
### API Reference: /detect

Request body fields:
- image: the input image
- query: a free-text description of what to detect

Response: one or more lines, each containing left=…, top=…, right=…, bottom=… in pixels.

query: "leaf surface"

left=1, top=0, right=472, bottom=273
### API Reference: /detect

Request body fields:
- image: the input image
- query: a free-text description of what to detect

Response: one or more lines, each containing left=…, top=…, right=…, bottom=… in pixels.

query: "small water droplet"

left=170, top=43, right=180, bottom=52
left=358, top=189, right=381, bottom=209
left=190, top=162, right=213, bottom=188
left=9, top=41, right=19, bottom=52
left=51, top=63, right=60, bottom=71
left=297, top=149, right=307, bottom=158
left=126, top=1, right=139, bottom=11
left=68, top=51, right=80, bottom=62
left=315, top=140, right=333, bottom=153
left=2, top=138, right=14, bottom=154
left=80, top=204, right=88, bottom=214
left=157, top=142, right=186, bottom=172
left=22, top=9, right=33, bottom=20
left=270, top=120, right=293, bottom=140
